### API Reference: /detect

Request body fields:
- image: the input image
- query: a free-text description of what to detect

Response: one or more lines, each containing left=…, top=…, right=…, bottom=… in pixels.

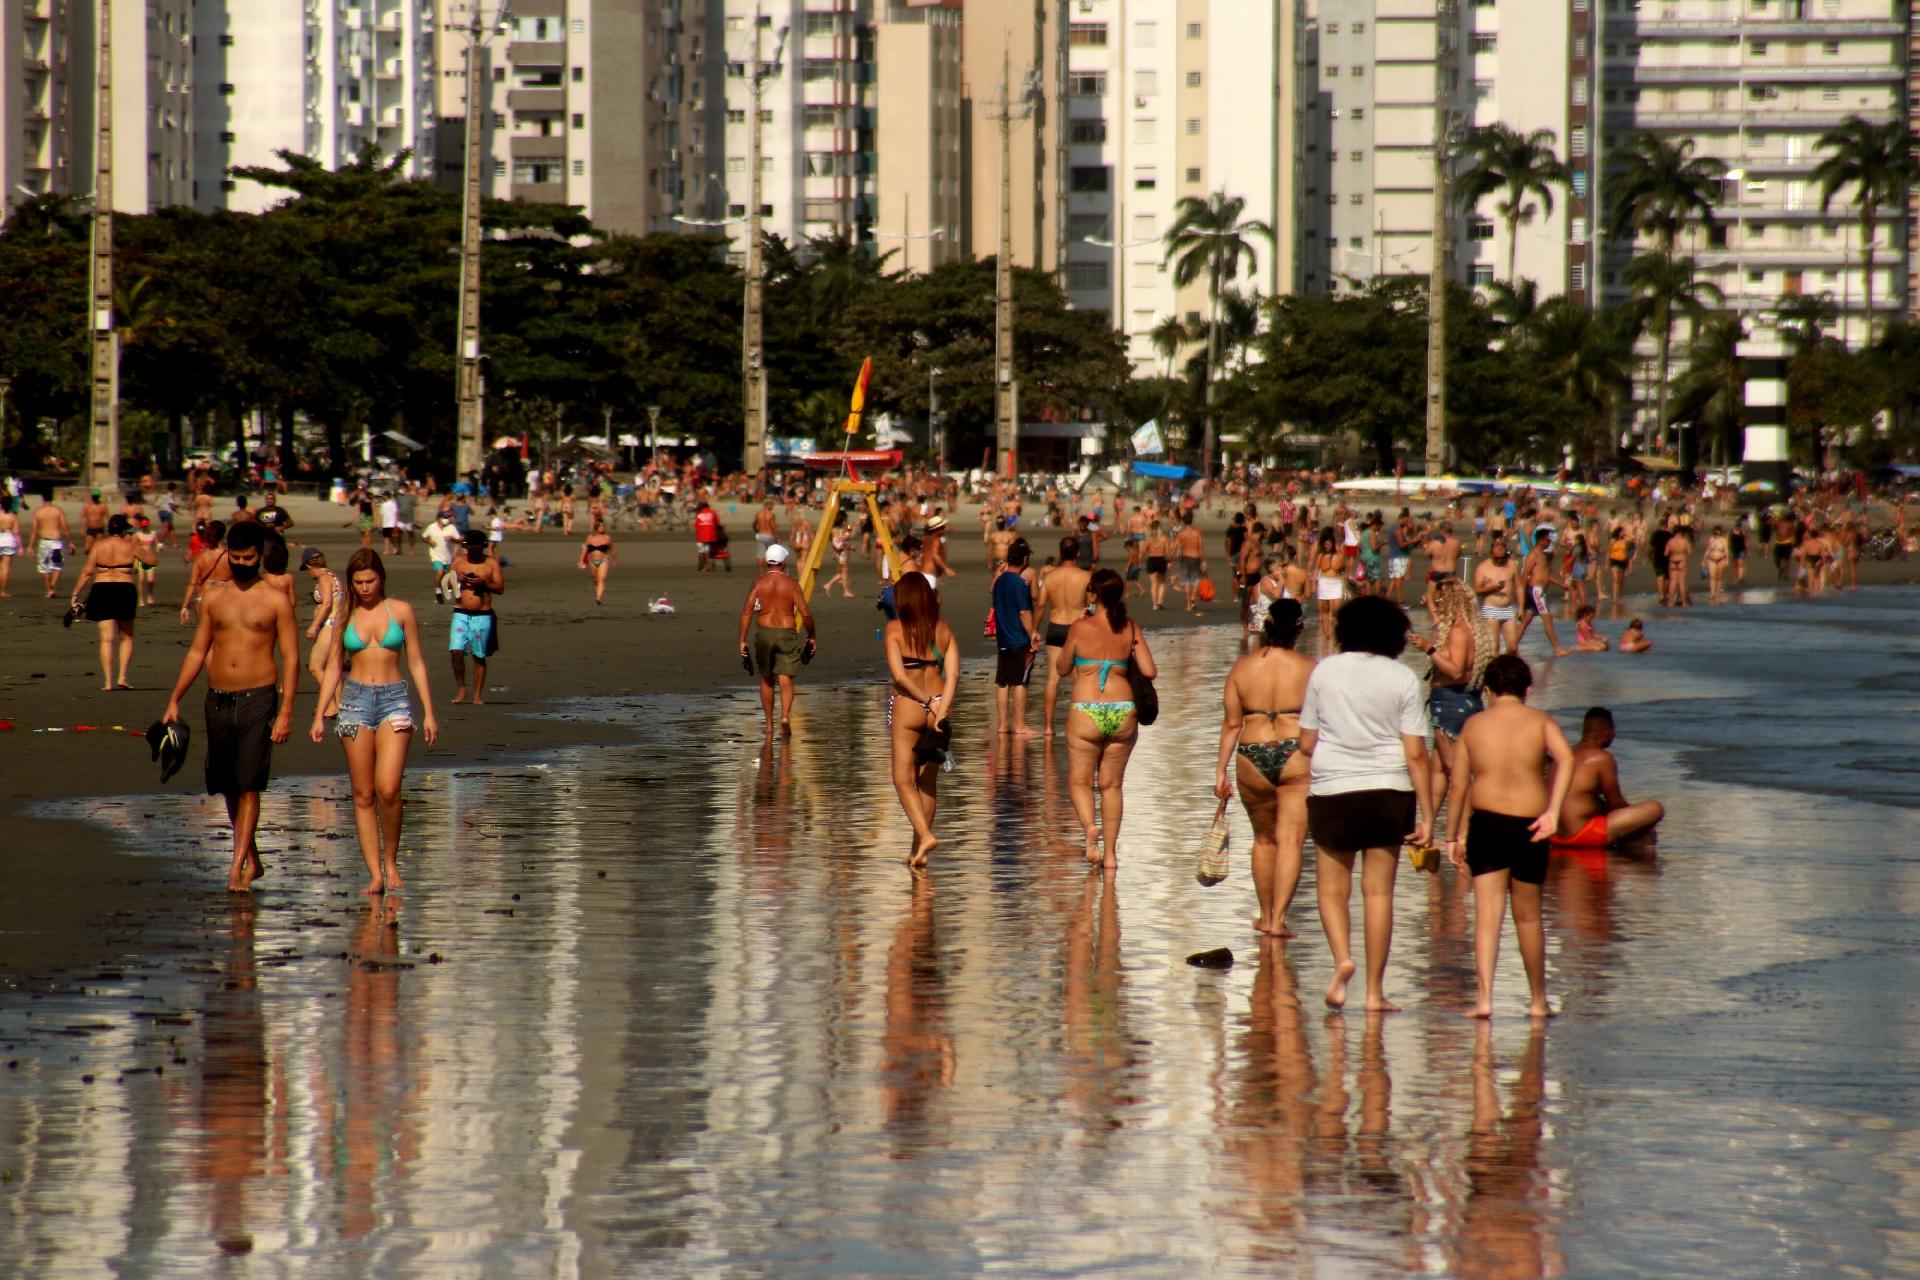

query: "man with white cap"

left=919, top=513, right=954, bottom=581
left=737, top=543, right=817, bottom=735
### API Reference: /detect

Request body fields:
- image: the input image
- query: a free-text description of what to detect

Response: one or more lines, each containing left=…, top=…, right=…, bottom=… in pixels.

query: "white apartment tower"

left=872, top=0, right=963, bottom=275
left=194, top=0, right=437, bottom=214
left=2, top=0, right=83, bottom=208
left=1596, top=0, right=1912, bottom=350
left=1056, top=1, right=1285, bottom=370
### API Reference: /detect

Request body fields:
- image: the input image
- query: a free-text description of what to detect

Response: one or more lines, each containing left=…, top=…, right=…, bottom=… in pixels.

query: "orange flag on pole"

left=842, top=357, right=873, bottom=438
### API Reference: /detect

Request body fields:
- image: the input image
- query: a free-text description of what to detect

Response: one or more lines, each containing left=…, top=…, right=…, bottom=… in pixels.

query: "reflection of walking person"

left=448, top=531, right=504, bottom=704
left=737, top=544, right=816, bottom=735
left=309, top=550, right=439, bottom=897
left=884, top=575, right=959, bottom=868
left=158, top=521, right=299, bottom=893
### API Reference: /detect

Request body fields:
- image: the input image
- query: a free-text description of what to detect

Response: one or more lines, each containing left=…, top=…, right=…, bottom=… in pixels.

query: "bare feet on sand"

left=383, top=864, right=405, bottom=892
left=1325, top=960, right=1357, bottom=1009
left=1251, top=916, right=1296, bottom=939
left=907, top=834, right=937, bottom=868
left=451, top=690, right=467, bottom=704
left=1364, top=995, right=1403, bottom=1013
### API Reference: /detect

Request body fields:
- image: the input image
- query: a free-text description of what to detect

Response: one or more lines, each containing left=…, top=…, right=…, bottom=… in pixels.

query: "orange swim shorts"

left=1551, top=814, right=1609, bottom=849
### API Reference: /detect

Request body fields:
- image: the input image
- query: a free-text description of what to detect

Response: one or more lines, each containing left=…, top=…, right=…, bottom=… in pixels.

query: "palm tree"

left=1163, top=191, right=1273, bottom=472
left=1775, top=290, right=1839, bottom=355
left=1624, top=253, right=1724, bottom=450
left=1811, top=115, right=1918, bottom=344
left=1485, top=277, right=1541, bottom=335
left=1148, top=314, right=1188, bottom=382
left=1524, top=297, right=1635, bottom=469
left=1605, top=133, right=1726, bottom=260
left=1453, top=124, right=1572, bottom=285
left=1669, top=312, right=1747, bottom=471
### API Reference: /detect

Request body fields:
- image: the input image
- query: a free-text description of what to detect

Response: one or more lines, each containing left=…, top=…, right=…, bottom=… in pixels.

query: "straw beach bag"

left=1196, top=794, right=1232, bottom=887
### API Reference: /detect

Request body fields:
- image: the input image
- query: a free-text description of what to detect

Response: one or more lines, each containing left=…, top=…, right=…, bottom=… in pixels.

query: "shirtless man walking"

left=1554, top=707, right=1665, bottom=848
left=448, top=530, right=505, bottom=704
left=1471, top=536, right=1523, bottom=655
left=752, top=498, right=780, bottom=570
left=1039, top=535, right=1092, bottom=736
left=1422, top=520, right=1463, bottom=616
left=30, top=494, right=72, bottom=598
left=159, top=521, right=299, bottom=893
left=1441, top=654, right=1575, bottom=1019
left=737, top=543, right=817, bottom=735
left=1173, top=511, right=1208, bottom=615
left=1515, top=529, right=1572, bottom=656
left=80, top=490, right=110, bottom=552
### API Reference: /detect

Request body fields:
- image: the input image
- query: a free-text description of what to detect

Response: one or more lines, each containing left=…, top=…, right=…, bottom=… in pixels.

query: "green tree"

left=1811, top=115, right=1918, bottom=344
left=1605, top=133, right=1726, bottom=260
left=1163, top=190, right=1272, bottom=471
left=1149, top=314, right=1188, bottom=381
left=1484, top=277, right=1541, bottom=333
left=1775, top=290, right=1839, bottom=354
left=1623, top=252, right=1722, bottom=450
left=1668, top=313, right=1747, bottom=470
left=1453, top=123, right=1572, bottom=285
left=1523, top=297, right=1635, bottom=469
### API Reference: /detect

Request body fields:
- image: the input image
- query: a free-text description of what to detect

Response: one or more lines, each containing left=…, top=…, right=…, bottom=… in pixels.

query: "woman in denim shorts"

left=310, top=549, right=439, bottom=896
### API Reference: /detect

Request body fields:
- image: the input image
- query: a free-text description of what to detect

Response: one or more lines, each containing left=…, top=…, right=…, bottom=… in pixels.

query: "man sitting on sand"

left=1553, top=707, right=1665, bottom=848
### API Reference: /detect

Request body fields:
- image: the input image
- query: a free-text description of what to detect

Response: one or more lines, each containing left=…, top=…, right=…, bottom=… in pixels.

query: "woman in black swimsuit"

left=1214, top=600, right=1316, bottom=937
left=579, top=517, right=616, bottom=604
left=884, top=574, right=960, bottom=868
left=70, top=513, right=155, bottom=690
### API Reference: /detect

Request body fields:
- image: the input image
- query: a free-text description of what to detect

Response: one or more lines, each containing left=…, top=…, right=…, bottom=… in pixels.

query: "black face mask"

left=230, top=559, right=262, bottom=584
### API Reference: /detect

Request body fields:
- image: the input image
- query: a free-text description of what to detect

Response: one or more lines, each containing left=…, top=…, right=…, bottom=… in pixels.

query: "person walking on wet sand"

left=1060, top=569, right=1158, bottom=869
left=309, top=550, right=439, bottom=897
left=448, top=530, right=505, bottom=704
left=1297, top=596, right=1433, bottom=1012
left=159, top=521, right=299, bottom=894
left=885, top=574, right=960, bottom=867
left=30, top=494, right=70, bottom=598
left=990, top=537, right=1038, bottom=736
left=579, top=517, right=616, bottom=604
left=70, top=514, right=156, bottom=689
left=738, top=543, right=817, bottom=735
left=1553, top=707, right=1665, bottom=849
left=1442, top=655, right=1575, bottom=1019
left=1040, top=535, right=1092, bottom=737
left=1216, top=599, right=1314, bottom=937
left=181, top=520, right=230, bottom=624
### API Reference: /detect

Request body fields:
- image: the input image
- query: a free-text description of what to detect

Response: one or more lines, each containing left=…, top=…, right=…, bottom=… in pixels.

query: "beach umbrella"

left=1740, top=480, right=1779, bottom=494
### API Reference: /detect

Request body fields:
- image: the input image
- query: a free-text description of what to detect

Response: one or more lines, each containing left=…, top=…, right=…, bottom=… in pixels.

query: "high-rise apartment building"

left=872, top=0, right=963, bottom=275
left=1596, top=0, right=1910, bottom=350
left=1, top=0, right=82, bottom=207
left=959, top=0, right=1059, bottom=278
left=193, top=0, right=436, bottom=214
left=1054, top=1, right=1286, bottom=369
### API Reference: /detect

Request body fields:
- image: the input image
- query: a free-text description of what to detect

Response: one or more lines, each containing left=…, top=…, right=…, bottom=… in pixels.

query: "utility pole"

left=86, top=0, right=117, bottom=495
left=988, top=58, right=1039, bottom=481
left=455, top=2, right=508, bottom=480
left=741, top=13, right=787, bottom=479
left=1424, top=17, right=1458, bottom=481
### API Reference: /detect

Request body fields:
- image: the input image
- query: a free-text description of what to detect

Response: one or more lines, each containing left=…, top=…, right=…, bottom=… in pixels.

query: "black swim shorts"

left=205, top=685, right=278, bottom=799
left=1045, top=620, right=1070, bottom=648
left=1465, top=809, right=1549, bottom=885
left=1306, top=788, right=1416, bottom=854
left=995, top=648, right=1034, bottom=688
left=84, top=581, right=138, bottom=623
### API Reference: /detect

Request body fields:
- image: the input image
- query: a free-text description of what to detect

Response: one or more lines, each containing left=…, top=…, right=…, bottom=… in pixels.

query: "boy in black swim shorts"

left=1441, top=654, right=1575, bottom=1019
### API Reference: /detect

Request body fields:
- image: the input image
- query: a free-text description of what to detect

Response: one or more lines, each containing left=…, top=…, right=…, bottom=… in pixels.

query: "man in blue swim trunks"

left=449, top=530, right=505, bottom=705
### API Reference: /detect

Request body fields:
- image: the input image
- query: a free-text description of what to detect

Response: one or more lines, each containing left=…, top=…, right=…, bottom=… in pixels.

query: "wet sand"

left=2, top=595, right=1918, bottom=1275
left=1, top=495, right=1913, bottom=979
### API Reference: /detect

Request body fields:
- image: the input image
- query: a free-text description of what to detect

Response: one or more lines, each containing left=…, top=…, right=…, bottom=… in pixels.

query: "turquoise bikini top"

left=1074, top=655, right=1129, bottom=691
left=343, top=604, right=404, bottom=654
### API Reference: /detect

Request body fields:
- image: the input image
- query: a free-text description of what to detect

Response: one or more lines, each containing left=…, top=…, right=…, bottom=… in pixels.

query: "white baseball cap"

left=766, top=544, right=790, bottom=565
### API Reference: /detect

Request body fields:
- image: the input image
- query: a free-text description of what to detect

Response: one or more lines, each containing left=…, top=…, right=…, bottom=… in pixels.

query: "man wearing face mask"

left=159, top=520, right=300, bottom=893
left=1471, top=534, right=1524, bottom=655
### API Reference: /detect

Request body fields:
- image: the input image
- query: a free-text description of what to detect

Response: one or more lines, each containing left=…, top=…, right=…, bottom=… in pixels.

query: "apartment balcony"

left=513, top=182, right=566, bottom=203
left=1617, top=18, right=1904, bottom=38
left=378, top=59, right=402, bottom=80
left=509, top=135, right=567, bottom=159
left=22, top=0, right=51, bottom=21
left=1622, top=63, right=1904, bottom=84
left=1696, top=246, right=1855, bottom=267
left=507, top=88, right=566, bottom=112
left=507, top=42, right=566, bottom=66
left=1602, top=108, right=1856, bottom=130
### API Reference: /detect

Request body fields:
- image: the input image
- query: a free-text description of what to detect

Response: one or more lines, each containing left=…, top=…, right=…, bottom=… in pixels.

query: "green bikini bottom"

left=1072, top=701, right=1136, bottom=738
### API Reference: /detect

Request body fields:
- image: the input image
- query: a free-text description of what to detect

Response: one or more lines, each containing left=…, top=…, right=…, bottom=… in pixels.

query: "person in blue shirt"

left=991, top=537, right=1038, bottom=736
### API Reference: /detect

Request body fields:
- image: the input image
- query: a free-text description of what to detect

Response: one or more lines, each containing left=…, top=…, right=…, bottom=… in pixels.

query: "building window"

left=1571, top=216, right=1588, bottom=245
left=1469, top=218, right=1495, bottom=240
left=1751, top=40, right=1768, bottom=56
left=801, top=59, right=837, bottom=81
left=1070, top=119, right=1108, bottom=144
left=727, top=108, right=746, bottom=124
left=1185, top=118, right=1201, bottom=135
left=1747, top=269, right=1766, bottom=284
left=804, top=106, right=836, bottom=129
left=1570, top=262, right=1586, bottom=290
left=1349, top=235, right=1363, bottom=248
left=1821, top=86, right=1840, bottom=102
left=1571, top=126, right=1588, bottom=157
left=1185, top=71, right=1202, bottom=87
left=1069, top=213, right=1105, bottom=238
left=1068, top=261, right=1109, bottom=289
left=1134, top=117, right=1159, bottom=144
left=218, top=82, right=235, bottom=95
left=1070, top=72, right=1106, bottom=96
left=572, top=113, right=584, bottom=128
left=1822, top=40, right=1840, bottom=55
left=1471, top=265, right=1495, bottom=285
left=727, top=156, right=744, bottom=173
left=1186, top=167, right=1202, bottom=183
left=572, top=67, right=584, bottom=82
left=1349, top=194, right=1363, bottom=205
left=1327, top=192, right=1339, bottom=204
left=1135, top=70, right=1159, bottom=95
left=1471, top=34, right=1496, bottom=54
left=1573, top=79, right=1589, bottom=106
left=1134, top=213, right=1157, bottom=238
left=1353, top=21, right=1366, bottom=32
left=572, top=159, right=585, bottom=176
left=1351, top=107, right=1365, bottom=119
left=1474, top=79, right=1494, bottom=101
left=1135, top=20, right=1158, bottom=47
left=1350, top=150, right=1364, bottom=162
left=1327, top=66, right=1340, bottom=78
left=1186, top=22, right=1202, bottom=37
left=1069, top=23, right=1108, bottom=47
left=570, top=18, right=584, bottom=34
left=1134, top=166, right=1157, bottom=190
left=1071, top=165, right=1111, bottom=192
left=804, top=13, right=836, bottom=36
left=1351, top=65, right=1364, bottom=77
left=494, top=160, right=507, bottom=178
left=1572, top=169, right=1588, bottom=197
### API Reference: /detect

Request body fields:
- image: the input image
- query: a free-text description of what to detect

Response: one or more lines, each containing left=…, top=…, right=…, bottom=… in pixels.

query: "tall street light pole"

left=86, top=0, right=117, bottom=496
left=455, top=1, right=510, bottom=481
left=1424, top=105, right=1456, bottom=482
left=741, top=13, right=788, bottom=480
left=988, top=60, right=1039, bottom=481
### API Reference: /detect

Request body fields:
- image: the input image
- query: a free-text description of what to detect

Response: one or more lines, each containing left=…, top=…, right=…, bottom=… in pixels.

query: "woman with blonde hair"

left=884, top=573, right=960, bottom=867
left=1410, top=576, right=1493, bottom=802
left=1216, top=599, right=1316, bottom=936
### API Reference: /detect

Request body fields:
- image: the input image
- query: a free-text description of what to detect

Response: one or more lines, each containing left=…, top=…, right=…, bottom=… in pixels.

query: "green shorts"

left=753, top=624, right=805, bottom=679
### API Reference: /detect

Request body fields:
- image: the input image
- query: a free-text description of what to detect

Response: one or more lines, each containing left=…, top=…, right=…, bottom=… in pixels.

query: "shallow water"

left=3, top=589, right=1919, bottom=1277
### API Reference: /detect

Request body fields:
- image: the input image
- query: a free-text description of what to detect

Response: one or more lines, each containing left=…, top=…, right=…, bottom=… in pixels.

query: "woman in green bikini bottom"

left=1060, top=568, right=1158, bottom=869
left=1215, top=599, right=1317, bottom=936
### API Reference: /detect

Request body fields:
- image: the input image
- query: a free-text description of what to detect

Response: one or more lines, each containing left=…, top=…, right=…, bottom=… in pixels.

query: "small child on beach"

left=1619, top=618, right=1652, bottom=653
left=1573, top=605, right=1609, bottom=652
